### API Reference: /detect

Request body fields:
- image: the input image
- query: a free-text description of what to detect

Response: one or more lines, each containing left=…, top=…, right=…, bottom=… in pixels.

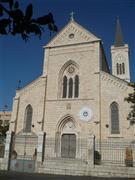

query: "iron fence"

left=95, top=139, right=135, bottom=167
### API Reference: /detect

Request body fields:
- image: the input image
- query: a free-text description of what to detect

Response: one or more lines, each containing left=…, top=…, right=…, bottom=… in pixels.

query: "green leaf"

left=0, top=27, right=7, bottom=34
left=14, top=1, right=19, bottom=9
left=9, top=0, right=13, bottom=9
left=25, top=3, right=33, bottom=21
left=0, top=18, right=10, bottom=27
left=0, top=4, right=3, bottom=16
left=27, top=23, right=41, bottom=36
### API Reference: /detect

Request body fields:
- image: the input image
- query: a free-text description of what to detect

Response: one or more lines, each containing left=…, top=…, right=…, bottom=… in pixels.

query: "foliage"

left=125, top=147, right=133, bottom=167
left=125, top=83, right=135, bottom=125
left=94, top=150, right=101, bottom=165
left=0, top=0, right=57, bottom=41
left=0, top=124, right=9, bottom=138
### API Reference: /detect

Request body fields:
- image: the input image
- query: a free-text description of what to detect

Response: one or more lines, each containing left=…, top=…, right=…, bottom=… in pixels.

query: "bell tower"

left=111, top=18, right=130, bottom=82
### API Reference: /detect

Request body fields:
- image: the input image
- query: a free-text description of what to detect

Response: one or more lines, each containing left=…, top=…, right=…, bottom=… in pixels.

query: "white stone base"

left=36, top=158, right=135, bottom=178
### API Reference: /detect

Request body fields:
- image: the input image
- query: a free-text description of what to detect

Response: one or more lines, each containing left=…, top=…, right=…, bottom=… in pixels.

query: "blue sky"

left=0, top=0, right=135, bottom=111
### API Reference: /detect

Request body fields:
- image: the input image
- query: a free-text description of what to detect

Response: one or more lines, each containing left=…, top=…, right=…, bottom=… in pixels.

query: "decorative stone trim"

left=18, top=76, right=46, bottom=96
left=101, top=71, right=129, bottom=91
left=45, top=21, right=100, bottom=48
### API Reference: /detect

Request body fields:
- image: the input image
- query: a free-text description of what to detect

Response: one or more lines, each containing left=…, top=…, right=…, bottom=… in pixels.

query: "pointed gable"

left=45, top=20, right=101, bottom=47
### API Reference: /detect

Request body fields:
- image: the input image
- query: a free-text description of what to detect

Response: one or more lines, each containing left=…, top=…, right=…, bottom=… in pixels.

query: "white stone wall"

left=100, top=71, right=133, bottom=139
left=10, top=76, right=46, bottom=134
left=43, top=41, right=101, bottom=139
left=111, top=45, right=130, bottom=82
left=9, top=20, right=134, bottom=163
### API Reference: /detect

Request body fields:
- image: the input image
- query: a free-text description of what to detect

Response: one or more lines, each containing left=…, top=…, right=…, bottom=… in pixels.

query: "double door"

left=61, top=134, right=76, bottom=158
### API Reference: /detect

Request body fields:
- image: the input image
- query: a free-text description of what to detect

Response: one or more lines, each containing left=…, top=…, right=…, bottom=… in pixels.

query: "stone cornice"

left=16, top=75, right=46, bottom=96
left=101, top=71, right=130, bottom=91
left=45, top=20, right=101, bottom=48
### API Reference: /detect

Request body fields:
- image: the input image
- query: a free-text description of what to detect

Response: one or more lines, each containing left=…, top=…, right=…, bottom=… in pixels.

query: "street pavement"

left=0, top=171, right=134, bottom=180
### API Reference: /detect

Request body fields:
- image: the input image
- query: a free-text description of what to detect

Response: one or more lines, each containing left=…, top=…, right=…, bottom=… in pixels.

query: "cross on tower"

left=70, top=11, right=75, bottom=21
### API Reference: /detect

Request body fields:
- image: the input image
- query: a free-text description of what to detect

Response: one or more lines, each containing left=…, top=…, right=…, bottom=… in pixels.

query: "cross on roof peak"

left=70, top=11, right=75, bottom=21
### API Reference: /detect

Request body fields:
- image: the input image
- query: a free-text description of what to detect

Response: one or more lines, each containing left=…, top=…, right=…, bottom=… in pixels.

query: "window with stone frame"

left=116, top=63, right=119, bottom=75
left=74, top=75, right=79, bottom=98
left=110, top=102, right=120, bottom=134
left=23, top=105, right=33, bottom=132
left=62, top=76, right=67, bottom=98
left=62, top=64, right=79, bottom=99
left=116, top=63, right=125, bottom=75
left=122, top=63, right=125, bottom=74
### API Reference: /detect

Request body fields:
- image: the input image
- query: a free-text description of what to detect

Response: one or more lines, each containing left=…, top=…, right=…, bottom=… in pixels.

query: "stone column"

left=4, top=131, right=14, bottom=170
left=37, top=132, right=45, bottom=162
left=55, top=131, right=61, bottom=157
left=87, top=135, right=95, bottom=167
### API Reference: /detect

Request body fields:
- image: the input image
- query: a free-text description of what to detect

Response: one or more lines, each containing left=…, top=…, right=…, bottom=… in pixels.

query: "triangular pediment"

left=45, top=20, right=100, bottom=47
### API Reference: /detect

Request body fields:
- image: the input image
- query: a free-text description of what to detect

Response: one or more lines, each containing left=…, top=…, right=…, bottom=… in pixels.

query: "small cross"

left=17, top=80, right=21, bottom=90
left=70, top=11, right=75, bottom=21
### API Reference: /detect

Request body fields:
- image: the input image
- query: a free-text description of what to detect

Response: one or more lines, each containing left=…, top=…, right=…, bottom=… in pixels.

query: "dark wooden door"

left=61, top=134, right=76, bottom=158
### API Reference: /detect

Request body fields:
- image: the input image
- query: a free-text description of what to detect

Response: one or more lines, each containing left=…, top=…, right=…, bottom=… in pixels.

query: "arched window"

left=24, top=105, right=33, bottom=132
left=116, top=63, right=119, bottom=75
left=122, top=63, right=125, bottom=74
left=110, top=102, right=120, bottom=134
left=68, top=78, right=73, bottom=98
left=75, top=75, right=79, bottom=97
left=60, top=61, right=79, bottom=99
left=119, top=64, right=122, bottom=74
left=62, top=76, right=67, bottom=98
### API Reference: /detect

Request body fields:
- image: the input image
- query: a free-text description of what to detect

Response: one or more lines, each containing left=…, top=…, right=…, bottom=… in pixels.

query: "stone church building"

left=8, top=17, right=134, bottom=174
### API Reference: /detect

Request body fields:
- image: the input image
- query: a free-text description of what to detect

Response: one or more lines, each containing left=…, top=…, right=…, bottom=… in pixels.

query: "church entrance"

left=61, top=134, right=76, bottom=158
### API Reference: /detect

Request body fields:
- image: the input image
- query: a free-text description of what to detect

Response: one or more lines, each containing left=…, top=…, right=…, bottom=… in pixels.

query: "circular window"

left=69, top=33, right=75, bottom=39
left=68, top=66, right=75, bottom=74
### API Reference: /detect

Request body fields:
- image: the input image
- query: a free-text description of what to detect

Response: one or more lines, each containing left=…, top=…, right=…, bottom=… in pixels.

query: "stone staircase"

left=37, top=157, right=88, bottom=176
left=37, top=157, right=135, bottom=178
left=90, top=165, right=135, bottom=178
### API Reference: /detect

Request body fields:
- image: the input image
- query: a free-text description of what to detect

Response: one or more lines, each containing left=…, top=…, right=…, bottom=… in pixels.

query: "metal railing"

left=95, top=139, right=135, bottom=167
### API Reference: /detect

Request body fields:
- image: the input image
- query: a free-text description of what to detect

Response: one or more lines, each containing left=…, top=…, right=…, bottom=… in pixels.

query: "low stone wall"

left=88, top=165, right=135, bottom=178
left=0, top=158, right=8, bottom=170
left=37, top=158, right=135, bottom=178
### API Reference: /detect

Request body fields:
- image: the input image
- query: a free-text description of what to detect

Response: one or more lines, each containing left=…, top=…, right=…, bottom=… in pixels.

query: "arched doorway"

left=56, top=115, right=78, bottom=159
left=61, top=134, right=76, bottom=158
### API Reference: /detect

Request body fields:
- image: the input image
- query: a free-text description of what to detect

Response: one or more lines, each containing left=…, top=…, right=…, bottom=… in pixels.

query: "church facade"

left=9, top=18, right=134, bottom=173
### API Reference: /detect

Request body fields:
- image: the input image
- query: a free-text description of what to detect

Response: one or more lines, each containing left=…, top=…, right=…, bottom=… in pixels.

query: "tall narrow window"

left=63, top=76, right=67, bottom=98
left=68, top=78, right=73, bottom=98
left=122, top=63, right=125, bottom=74
left=75, top=75, right=79, bottom=97
left=116, top=63, right=119, bottom=75
left=119, top=64, right=122, bottom=74
left=110, top=102, right=120, bottom=134
left=24, top=105, right=33, bottom=132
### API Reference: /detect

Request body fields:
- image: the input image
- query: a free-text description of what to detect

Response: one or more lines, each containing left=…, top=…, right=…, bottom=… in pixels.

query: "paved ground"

left=0, top=171, right=134, bottom=180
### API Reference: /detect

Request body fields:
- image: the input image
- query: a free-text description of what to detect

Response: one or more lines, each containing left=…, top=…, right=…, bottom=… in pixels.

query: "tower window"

left=116, top=63, right=119, bottom=75
left=119, top=64, right=122, bottom=74
left=122, top=63, right=125, bottom=74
